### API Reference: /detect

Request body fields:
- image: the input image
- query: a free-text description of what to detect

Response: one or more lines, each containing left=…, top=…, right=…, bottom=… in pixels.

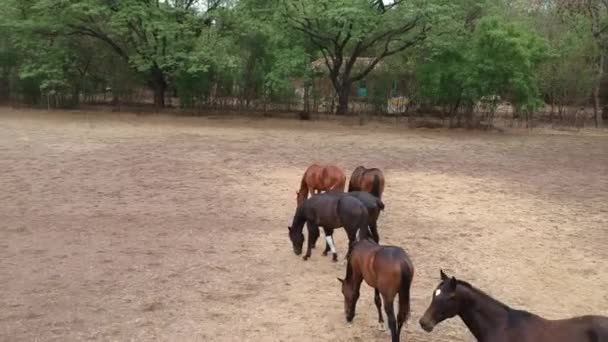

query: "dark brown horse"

left=348, top=166, right=385, bottom=198
left=338, top=239, right=414, bottom=342
left=297, top=164, right=346, bottom=206
left=288, top=192, right=369, bottom=262
left=329, top=189, right=384, bottom=244
left=420, top=270, right=608, bottom=342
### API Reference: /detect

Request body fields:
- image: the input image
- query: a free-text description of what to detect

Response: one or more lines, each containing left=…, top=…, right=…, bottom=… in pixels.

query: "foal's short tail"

left=370, top=174, right=381, bottom=198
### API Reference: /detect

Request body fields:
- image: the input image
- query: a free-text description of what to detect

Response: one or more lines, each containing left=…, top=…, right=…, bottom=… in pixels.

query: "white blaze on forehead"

left=434, top=289, right=442, bottom=297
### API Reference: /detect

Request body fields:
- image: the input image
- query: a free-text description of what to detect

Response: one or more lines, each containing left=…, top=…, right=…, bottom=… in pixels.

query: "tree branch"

left=350, top=26, right=429, bottom=82
left=67, top=24, right=129, bottom=62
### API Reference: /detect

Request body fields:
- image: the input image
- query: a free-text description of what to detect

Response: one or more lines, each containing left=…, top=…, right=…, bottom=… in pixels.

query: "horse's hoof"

left=322, top=251, right=328, bottom=256
left=332, top=255, right=338, bottom=262
left=303, top=255, right=309, bottom=261
left=377, top=322, right=386, bottom=331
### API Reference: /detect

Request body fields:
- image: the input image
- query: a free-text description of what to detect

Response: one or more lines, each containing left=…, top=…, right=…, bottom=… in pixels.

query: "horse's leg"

left=374, top=289, right=385, bottom=331
left=323, top=228, right=338, bottom=262
left=382, top=293, right=399, bottom=342
left=323, top=228, right=332, bottom=256
left=309, top=222, right=320, bottom=249
left=345, top=227, right=358, bottom=260
left=303, top=221, right=319, bottom=261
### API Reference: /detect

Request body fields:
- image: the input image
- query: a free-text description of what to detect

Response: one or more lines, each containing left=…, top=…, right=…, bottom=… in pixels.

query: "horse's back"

left=348, top=191, right=380, bottom=209
left=377, top=246, right=413, bottom=273
left=303, top=192, right=344, bottom=227
left=337, top=196, right=368, bottom=220
left=540, top=315, right=608, bottom=342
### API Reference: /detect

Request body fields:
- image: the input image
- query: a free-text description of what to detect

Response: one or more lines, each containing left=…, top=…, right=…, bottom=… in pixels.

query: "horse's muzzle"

left=419, top=318, right=435, bottom=332
left=293, top=247, right=302, bottom=255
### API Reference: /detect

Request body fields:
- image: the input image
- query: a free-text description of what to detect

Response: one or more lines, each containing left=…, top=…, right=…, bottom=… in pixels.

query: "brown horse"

left=348, top=166, right=385, bottom=198
left=338, top=239, right=414, bottom=342
left=420, top=270, right=608, bottom=342
left=297, top=164, right=346, bottom=206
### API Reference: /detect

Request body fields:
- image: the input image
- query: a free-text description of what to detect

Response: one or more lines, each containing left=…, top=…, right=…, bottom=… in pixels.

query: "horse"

left=419, top=270, right=608, bottom=342
left=329, top=188, right=384, bottom=245
left=288, top=192, right=369, bottom=262
left=338, top=238, right=414, bottom=342
left=348, top=166, right=385, bottom=198
left=297, top=164, right=346, bottom=206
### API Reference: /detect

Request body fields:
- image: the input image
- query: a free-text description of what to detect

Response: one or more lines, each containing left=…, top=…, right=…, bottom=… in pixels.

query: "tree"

left=554, top=0, right=608, bottom=126
left=15, top=0, right=226, bottom=108
left=416, top=14, right=549, bottom=127
left=282, top=0, right=431, bottom=114
left=536, top=9, right=597, bottom=121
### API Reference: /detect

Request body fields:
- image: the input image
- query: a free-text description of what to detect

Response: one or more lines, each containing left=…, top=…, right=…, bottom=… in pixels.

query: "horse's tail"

left=377, top=198, right=385, bottom=211
left=370, top=174, right=381, bottom=198
left=398, top=259, right=413, bottom=325
left=357, top=205, right=372, bottom=241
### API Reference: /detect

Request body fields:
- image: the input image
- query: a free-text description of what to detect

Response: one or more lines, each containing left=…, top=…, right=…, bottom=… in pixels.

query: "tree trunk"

left=593, top=50, right=604, bottom=127
left=336, top=83, right=351, bottom=115
left=0, top=78, right=9, bottom=103
left=153, top=84, right=166, bottom=108
left=149, top=67, right=167, bottom=108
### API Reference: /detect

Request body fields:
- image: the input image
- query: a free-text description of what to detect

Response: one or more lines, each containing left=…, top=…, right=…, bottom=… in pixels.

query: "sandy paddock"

left=0, top=108, right=607, bottom=341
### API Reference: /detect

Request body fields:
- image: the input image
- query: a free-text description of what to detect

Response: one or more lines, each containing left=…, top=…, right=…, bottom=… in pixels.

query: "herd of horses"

left=287, top=164, right=608, bottom=342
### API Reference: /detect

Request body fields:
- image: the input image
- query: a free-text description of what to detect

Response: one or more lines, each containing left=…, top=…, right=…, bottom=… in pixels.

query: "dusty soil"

left=0, top=108, right=607, bottom=342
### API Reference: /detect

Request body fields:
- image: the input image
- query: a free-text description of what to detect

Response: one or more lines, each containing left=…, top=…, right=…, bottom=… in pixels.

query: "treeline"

left=0, top=0, right=606, bottom=127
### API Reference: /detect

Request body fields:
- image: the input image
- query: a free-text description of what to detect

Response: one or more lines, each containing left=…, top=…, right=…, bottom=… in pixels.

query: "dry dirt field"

left=1, top=108, right=607, bottom=342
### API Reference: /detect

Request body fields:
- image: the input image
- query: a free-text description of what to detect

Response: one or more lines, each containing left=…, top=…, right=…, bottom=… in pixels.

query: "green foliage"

left=536, top=11, right=598, bottom=108
left=416, top=14, right=549, bottom=113
left=0, top=0, right=604, bottom=124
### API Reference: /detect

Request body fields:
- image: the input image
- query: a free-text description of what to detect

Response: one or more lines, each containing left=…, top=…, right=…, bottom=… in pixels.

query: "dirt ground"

left=0, top=108, right=607, bottom=342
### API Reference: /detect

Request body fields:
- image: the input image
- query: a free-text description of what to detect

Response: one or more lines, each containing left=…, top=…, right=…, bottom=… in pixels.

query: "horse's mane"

left=455, top=279, right=512, bottom=312
left=455, top=279, right=537, bottom=325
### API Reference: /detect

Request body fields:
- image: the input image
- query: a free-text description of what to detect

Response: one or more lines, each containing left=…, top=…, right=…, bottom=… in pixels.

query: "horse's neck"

left=292, top=207, right=307, bottom=230
left=458, top=286, right=511, bottom=342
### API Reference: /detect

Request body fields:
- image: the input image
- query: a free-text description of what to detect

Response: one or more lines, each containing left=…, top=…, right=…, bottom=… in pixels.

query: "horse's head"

left=337, top=277, right=356, bottom=322
left=287, top=225, right=303, bottom=255
left=419, top=270, right=461, bottom=332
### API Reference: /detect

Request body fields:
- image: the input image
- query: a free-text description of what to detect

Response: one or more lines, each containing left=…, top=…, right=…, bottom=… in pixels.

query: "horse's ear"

left=449, top=276, right=457, bottom=290
left=337, top=278, right=344, bottom=284
left=287, top=226, right=291, bottom=231
left=440, top=269, right=448, bottom=281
